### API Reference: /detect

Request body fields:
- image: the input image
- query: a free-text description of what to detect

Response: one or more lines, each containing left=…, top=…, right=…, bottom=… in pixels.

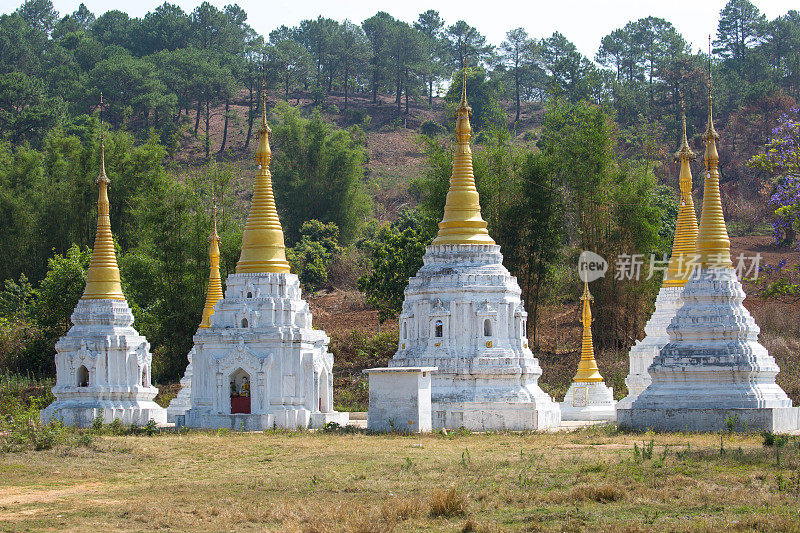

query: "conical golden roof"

left=431, top=70, right=495, bottom=246
left=694, top=78, right=732, bottom=269
left=82, top=110, right=125, bottom=301
left=235, top=86, right=290, bottom=273
left=573, top=281, right=603, bottom=383
left=200, top=204, right=224, bottom=327
left=663, top=99, right=700, bottom=287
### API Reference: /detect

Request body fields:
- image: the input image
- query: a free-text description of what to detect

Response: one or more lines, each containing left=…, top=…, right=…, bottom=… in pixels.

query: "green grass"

left=0, top=425, right=799, bottom=531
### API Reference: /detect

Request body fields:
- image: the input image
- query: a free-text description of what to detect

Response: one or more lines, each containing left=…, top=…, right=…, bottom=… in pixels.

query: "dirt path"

left=0, top=481, right=106, bottom=506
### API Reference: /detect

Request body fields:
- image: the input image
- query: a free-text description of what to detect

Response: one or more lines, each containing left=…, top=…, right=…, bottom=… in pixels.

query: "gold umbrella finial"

left=663, top=91, right=699, bottom=287
left=430, top=69, right=495, bottom=246
left=235, top=78, right=290, bottom=273
left=694, top=41, right=732, bottom=269
left=200, top=199, right=224, bottom=327
left=572, top=281, right=603, bottom=383
left=82, top=93, right=124, bottom=300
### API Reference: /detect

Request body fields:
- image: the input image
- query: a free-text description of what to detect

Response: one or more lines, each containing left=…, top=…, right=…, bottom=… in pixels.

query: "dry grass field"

left=1, top=427, right=799, bottom=532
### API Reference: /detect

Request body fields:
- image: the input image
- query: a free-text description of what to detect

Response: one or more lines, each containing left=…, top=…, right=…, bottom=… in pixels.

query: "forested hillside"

left=1, top=0, right=799, bottom=396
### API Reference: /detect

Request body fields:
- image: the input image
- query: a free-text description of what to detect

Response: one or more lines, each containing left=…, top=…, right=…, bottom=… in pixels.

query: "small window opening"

left=435, top=320, right=443, bottom=338
left=246, top=291, right=252, bottom=298
left=403, top=322, right=408, bottom=339
left=241, top=318, right=248, bottom=328
left=484, top=319, right=492, bottom=337
left=77, top=365, right=89, bottom=387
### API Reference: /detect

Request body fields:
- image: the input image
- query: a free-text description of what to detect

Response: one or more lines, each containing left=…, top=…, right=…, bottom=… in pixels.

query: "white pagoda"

left=182, top=90, right=347, bottom=430
left=617, top=101, right=699, bottom=410
left=387, top=74, right=560, bottom=431
left=41, top=118, right=166, bottom=427
left=617, top=83, right=800, bottom=432
left=560, top=282, right=616, bottom=421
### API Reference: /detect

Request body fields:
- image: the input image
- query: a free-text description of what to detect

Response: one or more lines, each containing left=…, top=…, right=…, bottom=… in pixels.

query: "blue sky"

left=1, top=0, right=796, bottom=59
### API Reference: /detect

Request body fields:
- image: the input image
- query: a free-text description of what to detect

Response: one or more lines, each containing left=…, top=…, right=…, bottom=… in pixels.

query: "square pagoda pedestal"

left=365, top=367, right=436, bottom=433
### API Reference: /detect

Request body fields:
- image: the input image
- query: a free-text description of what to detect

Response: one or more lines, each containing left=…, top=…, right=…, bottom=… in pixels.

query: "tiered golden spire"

left=663, top=95, right=700, bottom=287
left=694, top=60, right=732, bottom=269
left=572, top=281, right=603, bottom=383
left=431, top=69, right=495, bottom=246
left=82, top=94, right=125, bottom=300
left=199, top=204, right=224, bottom=327
left=235, top=82, right=290, bottom=273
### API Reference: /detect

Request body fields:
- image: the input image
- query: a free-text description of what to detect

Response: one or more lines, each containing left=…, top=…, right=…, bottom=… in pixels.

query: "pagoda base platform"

left=617, top=406, right=800, bottom=433
left=432, top=400, right=561, bottom=431
left=42, top=397, right=167, bottom=428
left=560, top=381, right=616, bottom=422
left=182, top=408, right=348, bottom=430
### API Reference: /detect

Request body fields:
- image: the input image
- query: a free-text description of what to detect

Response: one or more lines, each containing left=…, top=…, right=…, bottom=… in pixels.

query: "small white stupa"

left=617, top=81, right=800, bottom=432
left=560, top=281, right=616, bottom=421
left=41, top=105, right=166, bottom=427
left=166, top=205, right=224, bottom=423
left=182, top=88, right=348, bottom=430
left=387, top=72, right=560, bottom=431
left=617, top=99, right=699, bottom=410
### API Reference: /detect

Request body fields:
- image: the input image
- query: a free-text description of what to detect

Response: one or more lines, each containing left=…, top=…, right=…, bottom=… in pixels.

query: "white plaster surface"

left=618, top=268, right=800, bottom=432
left=183, top=272, right=348, bottom=430
left=617, top=286, right=683, bottom=410
left=166, top=348, right=193, bottom=422
left=389, top=244, right=561, bottom=431
left=40, top=299, right=166, bottom=427
left=560, top=381, right=616, bottom=421
left=365, top=367, right=436, bottom=433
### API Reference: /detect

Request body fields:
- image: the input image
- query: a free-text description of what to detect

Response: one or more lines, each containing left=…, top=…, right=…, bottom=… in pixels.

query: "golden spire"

left=694, top=54, right=732, bottom=269
left=431, top=68, right=495, bottom=246
left=572, top=281, right=603, bottom=383
left=82, top=93, right=125, bottom=300
left=663, top=94, right=699, bottom=287
left=235, top=81, right=290, bottom=273
left=200, top=203, right=224, bottom=327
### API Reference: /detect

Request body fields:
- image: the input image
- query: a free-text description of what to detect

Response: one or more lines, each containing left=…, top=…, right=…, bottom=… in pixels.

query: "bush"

left=429, top=487, right=467, bottom=517
left=288, top=220, right=342, bottom=292
left=344, top=108, right=369, bottom=126
left=420, top=120, right=441, bottom=137
left=328, top=104, right=340, bottom=115
left=311, top=86, right=327, bottom=107
left=0, top=398, right=73, bottom=453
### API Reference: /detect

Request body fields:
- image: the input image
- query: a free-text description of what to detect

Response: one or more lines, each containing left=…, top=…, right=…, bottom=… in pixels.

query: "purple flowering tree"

left=749, top=107, right=800, bottom=248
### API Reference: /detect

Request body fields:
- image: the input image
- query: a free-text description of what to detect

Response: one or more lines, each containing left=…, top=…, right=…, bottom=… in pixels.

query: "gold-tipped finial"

left=82, top=93, right=125, bottom=300
left=572, top=281, right=603, bottom=383
left=663, top=93, right=699, bottom=287
left=200, top=203, right=224, bottom=327
left=235, top=80, right=291, bottom=273
left=431, top=68, right=495, bottom=246
left=694, top=44, right=732, bottom=269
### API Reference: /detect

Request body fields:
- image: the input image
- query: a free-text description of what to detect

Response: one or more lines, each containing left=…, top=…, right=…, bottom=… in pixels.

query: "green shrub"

left=420, top=120, right=440, bottom=137
left=288, top=220, right=342, bottom=292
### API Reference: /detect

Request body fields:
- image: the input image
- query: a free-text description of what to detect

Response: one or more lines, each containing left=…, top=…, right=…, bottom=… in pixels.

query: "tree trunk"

left=194, top=99, right=202, bottom=136
left=245, top=90, right=255, bottom=149
left=404, top=68, right=409, bottom=114
left=429, top=78, right=433, bottom=105
left=204, top=98, right=211, bottom=160
left=219, top=99, right=230, bottom=153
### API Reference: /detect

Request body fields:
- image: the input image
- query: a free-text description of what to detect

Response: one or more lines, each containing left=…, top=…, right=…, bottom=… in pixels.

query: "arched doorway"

left=77, top=365, right=89, bottom=387
left=229, top=368, right=251, bottom=414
